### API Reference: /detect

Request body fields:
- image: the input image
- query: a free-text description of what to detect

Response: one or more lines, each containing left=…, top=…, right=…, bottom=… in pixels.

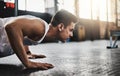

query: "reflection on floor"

left=0, top=40, right=120, bottom=76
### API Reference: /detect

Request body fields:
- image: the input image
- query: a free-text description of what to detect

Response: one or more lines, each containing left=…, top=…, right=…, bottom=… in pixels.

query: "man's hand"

left=27, top=61, right=54, bottom=70
left=27, top=54, right=46, bottom=59
left=26, top=51, right=46, bottom=59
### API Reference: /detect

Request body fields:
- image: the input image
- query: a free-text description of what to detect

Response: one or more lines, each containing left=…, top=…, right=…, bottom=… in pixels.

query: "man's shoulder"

left=17, top=15, right=38, bottom=19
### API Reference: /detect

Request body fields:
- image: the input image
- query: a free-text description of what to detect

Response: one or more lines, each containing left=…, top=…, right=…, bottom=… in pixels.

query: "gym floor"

left=0, top=40, right=120, bottom=76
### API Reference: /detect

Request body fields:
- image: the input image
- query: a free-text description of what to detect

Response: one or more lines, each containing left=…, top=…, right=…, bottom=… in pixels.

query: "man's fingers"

left=37, top=63, right=53, bottom=70
left=28, top=54, right=46, bottom=59
left=27, top=61, right=54, bottom=70
left=44, top=63, right=54, bottom=68
left=27, top=55, right=35, bottom=59
left=34, top=54, right=46, bottom=58
left=40, top=66, right=48, bottom=70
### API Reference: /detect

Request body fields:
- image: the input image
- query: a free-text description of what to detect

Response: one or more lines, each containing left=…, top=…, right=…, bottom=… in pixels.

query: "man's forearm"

left=5, top=25, right=30, bottom=67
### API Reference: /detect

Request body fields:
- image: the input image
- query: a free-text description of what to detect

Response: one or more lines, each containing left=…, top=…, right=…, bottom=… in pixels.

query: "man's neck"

left=43, top=24, right=58, bottom=42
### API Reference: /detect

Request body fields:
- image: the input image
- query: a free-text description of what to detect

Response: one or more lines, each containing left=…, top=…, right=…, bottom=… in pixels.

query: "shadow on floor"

left=0, top=64, right=44, bottom=76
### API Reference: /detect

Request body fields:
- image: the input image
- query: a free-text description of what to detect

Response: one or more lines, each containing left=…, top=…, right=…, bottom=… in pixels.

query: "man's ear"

left=58, top=23, right=64, bottom=31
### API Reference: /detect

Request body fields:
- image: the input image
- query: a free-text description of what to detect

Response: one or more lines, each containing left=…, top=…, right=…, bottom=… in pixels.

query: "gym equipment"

left=107, top=30, right=120, bottom=49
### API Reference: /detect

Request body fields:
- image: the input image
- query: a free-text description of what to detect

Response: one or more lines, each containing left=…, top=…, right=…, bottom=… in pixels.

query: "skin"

left=5, top=17, right=75, bottom=70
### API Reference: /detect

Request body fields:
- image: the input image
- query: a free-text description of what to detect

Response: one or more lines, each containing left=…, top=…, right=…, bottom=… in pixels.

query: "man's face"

left=58, top=22, right=75, bottom=42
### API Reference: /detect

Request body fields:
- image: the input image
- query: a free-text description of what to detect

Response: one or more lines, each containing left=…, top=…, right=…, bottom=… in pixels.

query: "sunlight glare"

left=79, top=0, right=111, bottom=21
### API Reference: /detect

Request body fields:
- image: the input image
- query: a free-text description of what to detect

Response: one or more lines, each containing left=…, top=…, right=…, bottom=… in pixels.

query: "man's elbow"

left=5, top=24, right=14, bottom=32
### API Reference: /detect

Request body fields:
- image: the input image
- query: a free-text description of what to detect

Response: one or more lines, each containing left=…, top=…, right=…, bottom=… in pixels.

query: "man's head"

left=50, top=9, right=78, bottom=42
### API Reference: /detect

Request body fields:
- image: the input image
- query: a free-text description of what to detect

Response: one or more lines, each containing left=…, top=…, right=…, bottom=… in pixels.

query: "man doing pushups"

left=0, top=9, right=78, bottom=70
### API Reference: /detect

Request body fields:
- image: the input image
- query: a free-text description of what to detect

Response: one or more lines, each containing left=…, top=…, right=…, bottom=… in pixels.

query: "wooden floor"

left=0, top=40, right=120, bottom=76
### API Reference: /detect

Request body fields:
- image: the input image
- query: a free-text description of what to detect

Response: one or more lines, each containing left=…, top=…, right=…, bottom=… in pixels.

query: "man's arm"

left=5, top=24, right=30, bottom=66
left=5, top=23, right=53, bottom=69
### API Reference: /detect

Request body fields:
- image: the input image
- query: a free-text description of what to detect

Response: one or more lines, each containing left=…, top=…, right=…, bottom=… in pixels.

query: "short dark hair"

left=51, top=9, right=78, bottom=27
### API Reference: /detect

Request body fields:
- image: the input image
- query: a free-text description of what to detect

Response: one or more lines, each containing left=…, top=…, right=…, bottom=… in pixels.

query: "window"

left=79, top=0, right=113, bottom=21
left=18, top=0, right=45, bottom=12
left=4, top=0, right=14, bottom=3
left=57, top=0, right=76, bottom=15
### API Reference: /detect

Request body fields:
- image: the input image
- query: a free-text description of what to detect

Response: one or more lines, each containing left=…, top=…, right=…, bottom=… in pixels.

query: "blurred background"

left=0, top=0, right=120, bottom=42
left=1, top=1, right=120, bottom=76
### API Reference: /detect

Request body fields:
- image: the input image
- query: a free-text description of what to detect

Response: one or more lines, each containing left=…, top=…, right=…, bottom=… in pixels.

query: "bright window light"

left=79, top=0, right=91, bottom=19
left=4, top=0, right=14, bottom=3
left=57, top=0, right=75, bottom=15
left=26, top=0, right=45, bottom=12
left=18, top=0, right=45, bottom=12
left=79, top=0, right=112, bottom=21
left=18, top=0, right=25, bottom=10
